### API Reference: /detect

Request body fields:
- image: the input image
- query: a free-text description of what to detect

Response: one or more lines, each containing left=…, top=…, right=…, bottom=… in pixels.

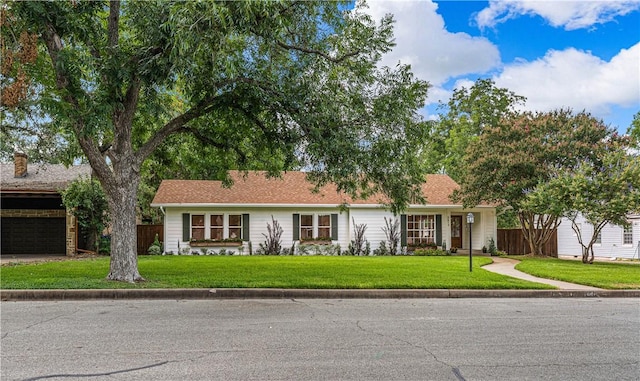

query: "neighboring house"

left=557, top=215, right=640, bottom=260
left=0, top=152, right=92, bottom=256
left=151, top=171, right=497, bottom=254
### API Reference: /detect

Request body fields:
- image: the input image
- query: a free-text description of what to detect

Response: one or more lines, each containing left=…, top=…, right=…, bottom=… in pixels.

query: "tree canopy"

left=4, top=1, right=430, bottom=281
left=422, top=79, right=525, bottom=182
left=523, top=138, right=640, bottom=263
left=454, top=109, right=612, bottom=256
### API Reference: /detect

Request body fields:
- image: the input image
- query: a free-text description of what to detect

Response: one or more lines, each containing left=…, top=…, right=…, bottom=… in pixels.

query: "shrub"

left=61, top=176, right=109, bottom=254
left=373, top=241, right=390, bottom=256
left=488, top=238, right=497, bottom=256
left=99, top=235, right=111, bottom=255
left=348, top=219, right=368, bottom=256
left=413, top=248, right=449, bottom=256
left=382, top=217, right=400, bottom=255
left=258, top=216, right=283, bottom=255
left=147, top=234, right=163, bottom=255
left=364, top=241, right=371, bottom=256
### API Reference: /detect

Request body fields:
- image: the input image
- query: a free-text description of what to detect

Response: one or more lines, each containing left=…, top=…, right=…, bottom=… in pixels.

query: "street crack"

left=356, top=320, right=465, bottom=380
left=22, top=361, right=169, bottom=381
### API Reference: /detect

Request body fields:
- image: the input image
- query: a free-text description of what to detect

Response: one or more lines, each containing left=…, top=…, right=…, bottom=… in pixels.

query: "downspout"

left=160, top=206, right=166, bottom=254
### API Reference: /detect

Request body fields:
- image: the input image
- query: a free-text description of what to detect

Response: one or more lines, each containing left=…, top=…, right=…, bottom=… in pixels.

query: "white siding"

left=349, top=208, right=397, bottom=251
left=558, top=216, right=640, bottom=259
left=162, top=206, right=499, bottom=254
left=163, top=207, right=350, bottom=254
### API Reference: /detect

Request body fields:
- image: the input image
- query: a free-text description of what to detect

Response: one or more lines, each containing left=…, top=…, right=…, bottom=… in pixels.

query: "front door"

left=451, top=215, right=462, bottom=249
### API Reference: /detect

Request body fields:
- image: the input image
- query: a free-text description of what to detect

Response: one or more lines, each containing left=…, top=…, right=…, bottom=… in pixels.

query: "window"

left=318, top=215, right=331, bottom=239
left=228, top=214, right=242, bottom=240
left=407, top=215, right=435, bottom=245
left=210, top=214, right=223, bottom=240
left=623, top=224, right=633, bottom=245
left=191, top=215, right=205, bottom=240
left=300, top=215, right=314, bottom=239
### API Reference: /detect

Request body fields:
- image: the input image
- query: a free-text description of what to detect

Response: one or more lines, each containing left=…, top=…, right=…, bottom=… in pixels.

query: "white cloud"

left=492, top=43, right=640, bottom=118
left=476, top=0, right=640, bottom=31
left=364, top=0, right=501, bottom=85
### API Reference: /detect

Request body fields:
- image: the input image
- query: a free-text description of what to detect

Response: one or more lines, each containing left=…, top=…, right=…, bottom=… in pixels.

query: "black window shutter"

left=242, top=214, right=250, bottom=241
left=182, top=213, right=190, bottom=242
left=331, top=214, right=338, bottom=240
left=400, top=214, right=407, bottom=247
left=435, top=214, right=442, bottom=246
left=293, top=214, right=300, bottom=241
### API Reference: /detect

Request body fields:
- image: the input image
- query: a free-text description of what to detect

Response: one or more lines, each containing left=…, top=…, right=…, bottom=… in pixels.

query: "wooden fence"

left=497, top=228, right=557, bottom=257
left=137, top=224, right=164, bottom=255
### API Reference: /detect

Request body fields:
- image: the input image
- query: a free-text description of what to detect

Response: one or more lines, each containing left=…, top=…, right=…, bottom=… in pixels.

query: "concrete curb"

left=2, top=288, right=639, bottom=301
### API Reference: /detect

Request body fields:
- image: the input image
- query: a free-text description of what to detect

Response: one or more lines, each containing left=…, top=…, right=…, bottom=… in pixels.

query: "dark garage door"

left=1, top=217, right=66, bottom=254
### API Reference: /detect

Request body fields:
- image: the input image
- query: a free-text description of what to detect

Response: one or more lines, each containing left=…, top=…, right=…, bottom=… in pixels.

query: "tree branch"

left=275, top=40, right=361, bottom=63
left=112, top=78, right=141, bottom=158
left=40, top=21, right=114, bottom=186
left=134, top=77, right=282, bottom=166
left=108, top=1, right=120, bottom=48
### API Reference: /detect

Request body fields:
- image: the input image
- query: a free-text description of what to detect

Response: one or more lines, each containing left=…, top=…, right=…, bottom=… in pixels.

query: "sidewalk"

left=482, top=257, right=602, bottom=290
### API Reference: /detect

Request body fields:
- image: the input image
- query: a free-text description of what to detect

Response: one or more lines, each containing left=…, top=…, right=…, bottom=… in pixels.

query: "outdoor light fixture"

left=467, top=213, right=474, bottom=272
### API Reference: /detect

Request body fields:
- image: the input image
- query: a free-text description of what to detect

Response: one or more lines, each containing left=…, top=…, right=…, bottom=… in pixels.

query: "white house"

left=151, top=171, right=497, bottom=254
left=557, top=215, right=640, bottom=260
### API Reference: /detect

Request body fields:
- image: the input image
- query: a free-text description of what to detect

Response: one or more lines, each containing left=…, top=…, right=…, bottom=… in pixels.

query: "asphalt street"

left=1, top=298, right=639, bottom=381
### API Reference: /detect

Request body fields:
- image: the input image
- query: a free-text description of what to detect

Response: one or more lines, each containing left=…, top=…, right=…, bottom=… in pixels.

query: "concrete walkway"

left=483, top=257, right=602, bottom=290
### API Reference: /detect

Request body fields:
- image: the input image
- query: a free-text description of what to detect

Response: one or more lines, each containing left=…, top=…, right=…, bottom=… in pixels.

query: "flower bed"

left=299, top=240, right=332, bottom=245
left=190, top=240, right=243, bottom=247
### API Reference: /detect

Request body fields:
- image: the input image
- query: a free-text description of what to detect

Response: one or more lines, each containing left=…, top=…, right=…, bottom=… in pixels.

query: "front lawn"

left=0, top=255, right=552, bottom=290
left=514, top=256, right=640, bottom=289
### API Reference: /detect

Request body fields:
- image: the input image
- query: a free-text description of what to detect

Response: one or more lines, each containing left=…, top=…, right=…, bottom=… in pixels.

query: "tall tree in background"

left=454, top=109, right=611, bottom=256
left=422, top=79, right=525, bottom=182
left=628, top=111, right=640, bottom=148
left=5, top=1, right=429, bottom=282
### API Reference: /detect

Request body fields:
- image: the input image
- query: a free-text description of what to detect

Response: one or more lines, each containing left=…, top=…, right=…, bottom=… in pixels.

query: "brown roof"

left=151, top=171, right=462, bottom=206
left=0, top=163, right=92, bottom=192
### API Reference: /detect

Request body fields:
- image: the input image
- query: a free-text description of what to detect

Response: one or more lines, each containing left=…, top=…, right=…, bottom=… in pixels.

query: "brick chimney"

left=14, top=151, right=28, bottom=178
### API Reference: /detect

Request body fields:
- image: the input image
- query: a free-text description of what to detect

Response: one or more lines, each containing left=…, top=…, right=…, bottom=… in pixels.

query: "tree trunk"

left=105, top=173, right=144, bottom=282
left=519, top=211, right=558, bottom=256
left=581, top=245, right=595, bottom=264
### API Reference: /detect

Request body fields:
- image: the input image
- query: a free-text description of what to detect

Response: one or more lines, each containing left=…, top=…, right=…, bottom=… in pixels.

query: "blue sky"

left=364, top=0, right=640, bottom=133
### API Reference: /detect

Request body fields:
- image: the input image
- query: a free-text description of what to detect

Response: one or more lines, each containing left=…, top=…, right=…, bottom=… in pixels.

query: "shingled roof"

left=151, top=171, right=465, bottom=207
left=0, top=163, right=92, bottom=192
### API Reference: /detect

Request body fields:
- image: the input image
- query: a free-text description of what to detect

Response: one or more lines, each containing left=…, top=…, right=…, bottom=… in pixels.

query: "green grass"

left=0, top=255, right=553, bottom=290
left=514, top=256, right=640, bottom=289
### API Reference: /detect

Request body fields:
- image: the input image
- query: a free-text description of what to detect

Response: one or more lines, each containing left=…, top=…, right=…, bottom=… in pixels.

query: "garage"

left=1, top=155, right=92, bottom=257
left=1, top=217, right=66, bottom=254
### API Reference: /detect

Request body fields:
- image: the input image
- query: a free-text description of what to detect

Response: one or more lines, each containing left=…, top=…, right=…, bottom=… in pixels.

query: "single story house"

left=557, top=215, right=640, bottom=260
left=151, top=171, right=497, bottom=254
left=0, top=152, right=92, bottom=256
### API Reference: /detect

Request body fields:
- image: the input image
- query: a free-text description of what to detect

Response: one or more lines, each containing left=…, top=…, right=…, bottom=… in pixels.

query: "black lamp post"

left=467, top=213, right=474, bottom=272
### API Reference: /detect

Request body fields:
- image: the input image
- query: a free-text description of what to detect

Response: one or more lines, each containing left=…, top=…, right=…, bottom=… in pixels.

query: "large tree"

left=524, top=140, right=640, bottom=263
left=454, top=109, right=611, bottom=256
left=5, top=1, right=429, bottom=281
